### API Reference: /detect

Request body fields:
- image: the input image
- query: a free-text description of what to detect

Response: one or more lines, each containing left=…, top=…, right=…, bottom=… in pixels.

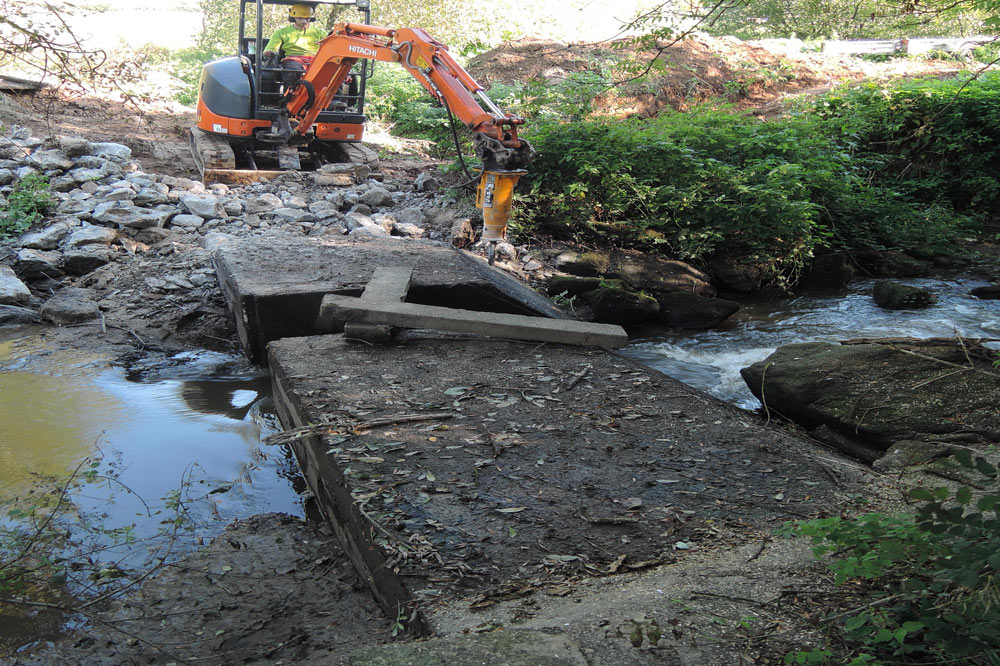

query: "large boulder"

left=611, top=252, right=715, bottom=297
left=655, top=291, right=739, bottom=329
left=582, top=284, right=659, bottom=325
left=740, top=339, right=1000, bottom=452
left=873, top=280, right=936, bottom=310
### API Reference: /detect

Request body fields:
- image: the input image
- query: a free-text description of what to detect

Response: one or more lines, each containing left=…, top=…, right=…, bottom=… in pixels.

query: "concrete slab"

left=212, top=236, right=564, bottom=363
left=320, top=295, right=629, bottom=348
left=268, top=333, right=864, bottom=636
left=343, top=265, right=413, bottom=343
left=348, top=629, right=587, bottom=665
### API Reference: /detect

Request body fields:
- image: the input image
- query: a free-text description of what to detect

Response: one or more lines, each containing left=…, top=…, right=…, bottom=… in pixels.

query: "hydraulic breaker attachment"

left=476, top=169, right=526, bottom=265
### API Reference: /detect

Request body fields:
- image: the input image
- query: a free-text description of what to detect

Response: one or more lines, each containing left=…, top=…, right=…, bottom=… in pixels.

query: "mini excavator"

left=191, top=0, right=533, bottom=262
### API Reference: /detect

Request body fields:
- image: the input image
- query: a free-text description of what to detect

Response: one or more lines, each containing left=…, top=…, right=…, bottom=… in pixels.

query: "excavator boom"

left=275, top=22, right=533, bottom=173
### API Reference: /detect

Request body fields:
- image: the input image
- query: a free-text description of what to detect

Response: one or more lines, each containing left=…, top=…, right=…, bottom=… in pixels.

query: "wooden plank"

left=319, top=294, right=628, bottom=348
left=344, top=267, right=412, bottom=343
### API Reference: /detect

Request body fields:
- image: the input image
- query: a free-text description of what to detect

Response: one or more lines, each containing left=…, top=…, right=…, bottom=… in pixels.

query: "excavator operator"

left=263, top=4, right=326, bottom=85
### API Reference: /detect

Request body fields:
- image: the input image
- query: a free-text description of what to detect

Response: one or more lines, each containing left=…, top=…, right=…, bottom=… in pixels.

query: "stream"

left=0, top=275, right=997, bottom=654
left=624, top=276, right=1000, bottom=409
left=0, top=331, right=304, bottom=555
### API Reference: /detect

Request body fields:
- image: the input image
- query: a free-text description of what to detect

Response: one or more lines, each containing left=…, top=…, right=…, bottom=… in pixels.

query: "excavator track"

left=190, top=127, right=236, bottom=176
left=190, top=126, right=381, bottom=185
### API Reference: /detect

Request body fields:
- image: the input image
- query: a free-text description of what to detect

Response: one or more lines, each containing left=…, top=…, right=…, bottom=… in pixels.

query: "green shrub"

left=0, top=173, right=52, bottom=238
left=781, top=450, right=1000, bottom=665
left=806, top=73, right=1000, bottom=215
left=516, top=73, right=1000, bottom=286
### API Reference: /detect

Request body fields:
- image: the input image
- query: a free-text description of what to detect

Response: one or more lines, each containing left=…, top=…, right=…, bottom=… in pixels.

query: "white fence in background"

left=821, top=36, right=996, bottom=56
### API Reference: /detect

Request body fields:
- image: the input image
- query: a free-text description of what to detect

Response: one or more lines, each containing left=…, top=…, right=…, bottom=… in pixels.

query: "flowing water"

left=623, top=277, right=1000, bottom=410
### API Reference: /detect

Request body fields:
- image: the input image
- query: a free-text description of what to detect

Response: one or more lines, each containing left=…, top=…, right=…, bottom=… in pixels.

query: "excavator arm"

left=266, top=22, right=533, bottom=259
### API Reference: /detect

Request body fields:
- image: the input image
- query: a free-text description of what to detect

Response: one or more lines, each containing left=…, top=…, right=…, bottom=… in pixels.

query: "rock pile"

left=0, top=126, right=489, bottom=329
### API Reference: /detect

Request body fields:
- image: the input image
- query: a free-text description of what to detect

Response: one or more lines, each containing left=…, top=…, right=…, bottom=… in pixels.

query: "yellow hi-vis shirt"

left=264, top=24, right=327, bottom=56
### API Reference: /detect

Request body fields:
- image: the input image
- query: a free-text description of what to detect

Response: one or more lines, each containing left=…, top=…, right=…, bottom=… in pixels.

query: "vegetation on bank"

left=0, top=173, right=52, bottom=239
left=503, top=72, right=1000, bottom=288
left=782, top=452, right=1000, bottom=665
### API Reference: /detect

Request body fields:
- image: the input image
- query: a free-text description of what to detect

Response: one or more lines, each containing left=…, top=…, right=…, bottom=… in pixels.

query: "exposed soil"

left=466, top=34, right=965, bottom=117
left=0, top=33, right=966, bottom=665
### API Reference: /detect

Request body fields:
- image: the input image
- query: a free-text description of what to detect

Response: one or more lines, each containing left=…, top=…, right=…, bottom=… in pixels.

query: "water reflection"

left=625, top=277, right=1000, bottom=409
left=0, top=332, right=303, bottom=535
left=0, top=335, right=125, bottom=491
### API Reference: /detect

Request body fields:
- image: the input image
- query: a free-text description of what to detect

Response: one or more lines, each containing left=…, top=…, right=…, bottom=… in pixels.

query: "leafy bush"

left=516, top=72, right=1000, bottom=286
left=806, top=73, right=1000, bottom=215
left=0, top=173, right=52, bottom=238
left=782, top=450, right=1000, bottom=665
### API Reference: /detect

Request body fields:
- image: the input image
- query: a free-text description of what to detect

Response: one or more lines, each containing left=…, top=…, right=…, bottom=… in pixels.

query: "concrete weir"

left=215, top=236, right=844, bottom=636
left=211, top=235, right=570, bottom=363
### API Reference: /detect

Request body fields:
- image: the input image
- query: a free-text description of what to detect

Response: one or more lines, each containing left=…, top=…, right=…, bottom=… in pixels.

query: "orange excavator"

left=191, top=0, right=533, bottom=261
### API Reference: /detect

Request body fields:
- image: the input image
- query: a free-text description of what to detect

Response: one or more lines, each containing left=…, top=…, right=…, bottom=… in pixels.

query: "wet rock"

left=710, top=257, right=765, bottom=292
left=62, top=246, right=115, bottom=275
left=798, top=252, right=854, bottom=290
left=613, top=252, right=716, bottom=298
left=18, top=221, right=74, bottom=250
left=866, top=250, right=932, bottom=278
left=547, top=275, right=604, bottom=298
left=348, top=629, right=587, bottom=666
left=873, top=280, right=936, bottom=310
left=740, top=339, right=1000, bottom=451
left=872, top=440, right=950, bottom=473
left=0, top=168, right=14, bottom=185
left=0, top=303, right=40, bottom=325
left=0, top=264, right=31, bottom=304
left=582, top=283, right=659, bottom=325
left=40, top=287, right=101, bottom=324
left=15, top=248, right=63, bottom=280
left=655, top=291, right=739, bottom=329
left=971, top=284, right=1000, bottom=300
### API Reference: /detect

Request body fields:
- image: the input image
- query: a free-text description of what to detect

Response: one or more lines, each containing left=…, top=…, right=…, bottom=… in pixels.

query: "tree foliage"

left=0, top=0, right=105, bottom=83
left=702, top=0, right=991, bottom=40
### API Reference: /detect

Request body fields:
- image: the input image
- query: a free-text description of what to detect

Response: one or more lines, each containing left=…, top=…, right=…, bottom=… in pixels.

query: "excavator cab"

left=192, top=0, right=375, bottom=183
